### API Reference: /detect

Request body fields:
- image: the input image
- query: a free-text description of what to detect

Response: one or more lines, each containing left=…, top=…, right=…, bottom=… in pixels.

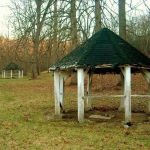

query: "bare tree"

left=70, top=0, right=78, bottom=84
left=4, top=0, right=150, bottom=77
left=10, top=0, right=54, bottom=79
left=32, top=0, right=54, bottom=78
left=119, top=0, right=126, bottom=39
left=95, top=0, right=101, bottom=32
left=70, top=0, right=78, bottom=50
left=50, top=0, right=58, bottom=65
left=127, top=12, right=150, bottom=54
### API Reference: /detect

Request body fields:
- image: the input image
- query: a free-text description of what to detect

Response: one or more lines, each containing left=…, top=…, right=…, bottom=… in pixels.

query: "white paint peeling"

left=86, top=72, right=93, bottom=110
left=54, top=71, right=60, bottom=115
left=77, top=69, right=85, bottom=123
left=124, top=66, right=131, bottom=124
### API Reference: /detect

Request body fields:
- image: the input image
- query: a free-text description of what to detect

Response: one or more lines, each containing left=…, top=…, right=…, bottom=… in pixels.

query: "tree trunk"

left=70, top=0, right=78, bottom=50
left=31, top=62, right=37, bottom=79
left=95, top=0, right=101, bottom=33
left=95, top=0, right=102, bottom=90
left=118, top=0, right=126, bottom=85
left=31, top=0, right=53, bottom=79
left=70, top=0, right=78, bottom=84
left=52, top=0, right=59, bottom=64
left=119, top=0, right=126, bottom=39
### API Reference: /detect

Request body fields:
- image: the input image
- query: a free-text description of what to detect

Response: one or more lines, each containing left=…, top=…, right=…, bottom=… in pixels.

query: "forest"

left=0, top=0, right=149, bottom=78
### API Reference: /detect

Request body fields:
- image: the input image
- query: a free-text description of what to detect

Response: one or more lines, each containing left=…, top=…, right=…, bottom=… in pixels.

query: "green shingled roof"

left=50, top=28, right=150, bottom=71
left=3, top=62, right=23, bottom=70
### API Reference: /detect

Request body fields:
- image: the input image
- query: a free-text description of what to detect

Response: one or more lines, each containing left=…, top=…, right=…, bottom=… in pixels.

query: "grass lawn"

left=0, top=72, right=150, bottom=150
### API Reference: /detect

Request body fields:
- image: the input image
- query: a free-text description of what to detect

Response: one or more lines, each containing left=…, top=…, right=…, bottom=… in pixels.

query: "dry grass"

left=0, top=72, right=150, bottom=150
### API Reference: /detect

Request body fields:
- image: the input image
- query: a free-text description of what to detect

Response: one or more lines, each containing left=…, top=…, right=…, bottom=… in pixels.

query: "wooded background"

left=0, top=0, right=149, bottom=79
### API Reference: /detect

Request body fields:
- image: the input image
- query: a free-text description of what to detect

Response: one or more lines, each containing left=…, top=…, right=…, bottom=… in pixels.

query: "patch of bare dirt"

left=63, top=73, right=150, bottom=124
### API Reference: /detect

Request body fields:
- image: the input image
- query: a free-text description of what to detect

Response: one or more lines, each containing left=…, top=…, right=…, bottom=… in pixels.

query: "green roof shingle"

left=50, top=28, right=150, bottom=71
left=3, top=62, right=23, bottom=70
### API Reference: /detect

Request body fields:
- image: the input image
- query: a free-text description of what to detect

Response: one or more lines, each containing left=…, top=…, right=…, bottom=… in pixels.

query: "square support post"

left=59, top=75, right=64, bottom=110
left=124, top=66, right=131, bottom=124
left=21, top=70, right=24, bottom=78
left=2, top=70, right=5, bottom=78
left=18, top=70, right=21, bottom=78
left=53, top=70, right=72, bottom=118
left=77, top=69, right=85, bottom=123
left=141, top=69, right=150, bottom=113
left=59, top=71, right=72, bottom=112
left=118, top=71, right=124, bottom=111
left=86, top=72, right=93, bottom=110
left=54, top=71, right=61, bottom=116
left=4, top=70, right=6, bottom=78
left=10, top=70, right=13, bottom=79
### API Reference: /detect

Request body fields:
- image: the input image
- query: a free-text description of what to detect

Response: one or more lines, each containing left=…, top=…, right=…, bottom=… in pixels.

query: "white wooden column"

left=2, top=70, right=4, bottom=78
left=59, top=75, right=64, bottom=109
left=53, top=70, right=71, bottom=118
left=124, top=66, right=131, bottom=124
left=77, top=69, right=85, bottom=123
left=86, top=72, right=93, bottom=110
left=118, top=71, right=124, bottom=110
left=10, top=70, right=13, bottom=79
left=4, top=70, right=6, bottom=78
left=54, top=71, right=61, bottom=115
left=59, top=70, right=73, bottom=111
left=18, top=70, right=21, bottom=78
left=141, top=69, right=150, bottom=113
left=21, top=70, right=24, bottom=78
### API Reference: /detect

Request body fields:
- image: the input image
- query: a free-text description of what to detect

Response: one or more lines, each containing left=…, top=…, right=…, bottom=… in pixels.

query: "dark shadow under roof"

left=3, top=62, right=23, bottom=70
left=50, top=28, right=150, bottom=71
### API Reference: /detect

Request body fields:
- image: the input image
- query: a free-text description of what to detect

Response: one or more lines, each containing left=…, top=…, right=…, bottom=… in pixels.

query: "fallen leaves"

left=0, top=72, right=150, bottom=149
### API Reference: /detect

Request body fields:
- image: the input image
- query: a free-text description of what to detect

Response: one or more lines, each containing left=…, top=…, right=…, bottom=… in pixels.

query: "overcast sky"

left=0, top=0, right=149, bottom=37
left=0, top=0, right=11, bottom=36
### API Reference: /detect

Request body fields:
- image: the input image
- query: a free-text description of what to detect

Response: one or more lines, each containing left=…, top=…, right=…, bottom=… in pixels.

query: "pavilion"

left=49, top=28, right=150, bottom=124
left=2, top=62, right=23, bottom=79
